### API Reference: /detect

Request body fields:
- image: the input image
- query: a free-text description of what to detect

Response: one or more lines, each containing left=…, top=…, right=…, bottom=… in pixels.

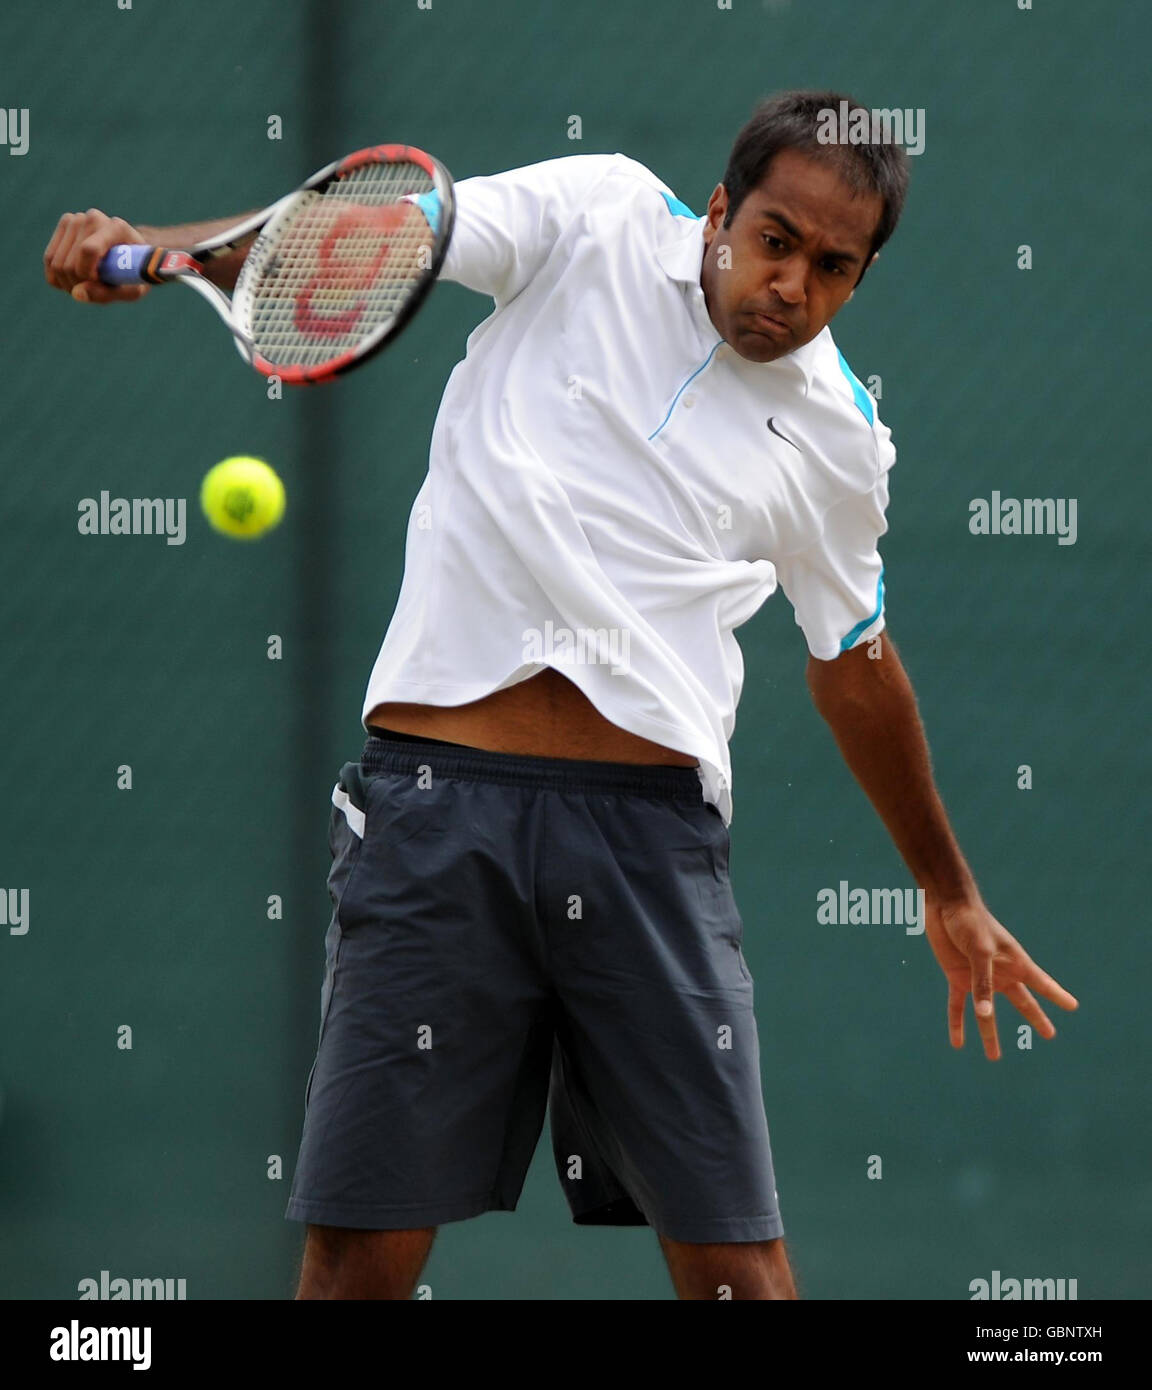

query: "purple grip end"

left=97, top=244, right=154, bottom=285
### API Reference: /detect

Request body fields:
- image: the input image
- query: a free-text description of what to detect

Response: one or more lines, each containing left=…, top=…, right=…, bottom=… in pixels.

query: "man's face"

left=699, top=148, right=883, bottom=363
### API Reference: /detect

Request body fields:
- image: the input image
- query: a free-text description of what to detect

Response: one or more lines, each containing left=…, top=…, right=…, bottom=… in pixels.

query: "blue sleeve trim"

left=836, top=347, right=875, bottom=425
left=660, top=190, right=697, bottom=219
left=838, top=567, right=885, bottom=652
left=409, top=189, right=442, bottom=237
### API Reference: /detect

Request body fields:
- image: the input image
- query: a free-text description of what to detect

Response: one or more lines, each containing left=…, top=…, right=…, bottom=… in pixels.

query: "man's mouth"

left=745, top=311, right=792, bottom=339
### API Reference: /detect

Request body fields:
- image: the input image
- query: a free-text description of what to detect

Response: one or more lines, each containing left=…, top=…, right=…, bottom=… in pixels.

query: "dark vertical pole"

left=288, top=0, right=342, bottom=1112
left=296, top=0, right=340, bottom=746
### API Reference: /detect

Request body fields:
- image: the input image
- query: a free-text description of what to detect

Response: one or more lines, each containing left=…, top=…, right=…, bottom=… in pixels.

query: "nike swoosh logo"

left=767, top=417, right=800, bottom=450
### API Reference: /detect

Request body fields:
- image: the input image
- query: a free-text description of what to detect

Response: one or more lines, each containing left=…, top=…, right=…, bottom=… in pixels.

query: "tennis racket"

left=97, top=144, right=455, bottom=385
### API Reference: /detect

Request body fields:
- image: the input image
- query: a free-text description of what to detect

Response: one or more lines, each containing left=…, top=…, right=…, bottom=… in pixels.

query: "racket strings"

left=239, top=161, right=439, bottom=369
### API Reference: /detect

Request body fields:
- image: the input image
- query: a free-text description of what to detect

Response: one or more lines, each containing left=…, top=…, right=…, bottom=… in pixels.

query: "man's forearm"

left=807, top=635, right=979, bottom=905
left=134, top=213, right=259, bottom=289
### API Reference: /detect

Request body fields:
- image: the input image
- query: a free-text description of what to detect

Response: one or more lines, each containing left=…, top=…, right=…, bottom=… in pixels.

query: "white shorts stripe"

left=331, top=783, right=365, bottom=839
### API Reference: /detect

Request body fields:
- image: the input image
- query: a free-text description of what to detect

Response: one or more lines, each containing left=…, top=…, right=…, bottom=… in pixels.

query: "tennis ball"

left=200, top=456, right=285, bottom=540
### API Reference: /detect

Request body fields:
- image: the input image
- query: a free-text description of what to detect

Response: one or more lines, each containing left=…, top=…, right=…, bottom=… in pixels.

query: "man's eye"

left=762, top=234, right=786, bottom=250
left=822, top=261, right=846, bottom=276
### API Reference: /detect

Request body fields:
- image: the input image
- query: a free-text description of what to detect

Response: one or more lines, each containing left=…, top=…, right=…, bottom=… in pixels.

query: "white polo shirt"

left=362, top=153, right=895, bottom=824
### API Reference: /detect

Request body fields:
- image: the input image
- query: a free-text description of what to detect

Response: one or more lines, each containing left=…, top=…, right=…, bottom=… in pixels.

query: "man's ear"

left=703, top=183, right=728, bottom=243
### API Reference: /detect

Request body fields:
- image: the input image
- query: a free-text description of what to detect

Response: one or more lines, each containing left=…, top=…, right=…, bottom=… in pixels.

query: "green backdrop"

left=1, top=0, right=1146, bottom=1299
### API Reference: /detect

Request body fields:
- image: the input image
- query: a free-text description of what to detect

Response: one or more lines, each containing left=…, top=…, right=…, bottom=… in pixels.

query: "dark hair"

left=722, top=90, right=910, bottom=276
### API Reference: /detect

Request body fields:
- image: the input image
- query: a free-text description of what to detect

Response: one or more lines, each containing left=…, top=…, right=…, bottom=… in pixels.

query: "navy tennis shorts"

left=284, top=731, right=783, bottom=1244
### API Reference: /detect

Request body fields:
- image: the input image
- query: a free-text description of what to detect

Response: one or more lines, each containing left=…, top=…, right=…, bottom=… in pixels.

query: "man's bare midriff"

left=368, top=667, right=699, bottom=766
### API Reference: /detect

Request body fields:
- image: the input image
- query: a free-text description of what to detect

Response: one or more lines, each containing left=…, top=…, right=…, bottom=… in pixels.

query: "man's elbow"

left=806, top=633, right=897, bottom=716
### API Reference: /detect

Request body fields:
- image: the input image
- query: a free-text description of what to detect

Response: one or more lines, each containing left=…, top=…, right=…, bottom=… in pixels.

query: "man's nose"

left=770, top=255, right=807, bottom=305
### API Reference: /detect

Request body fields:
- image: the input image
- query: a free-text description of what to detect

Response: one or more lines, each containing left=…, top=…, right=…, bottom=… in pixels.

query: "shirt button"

left=682, top=393, right=697, bottom=408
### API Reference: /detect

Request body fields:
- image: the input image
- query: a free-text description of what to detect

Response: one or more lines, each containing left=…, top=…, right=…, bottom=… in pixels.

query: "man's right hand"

left=43, top=209, right=151, bottom=304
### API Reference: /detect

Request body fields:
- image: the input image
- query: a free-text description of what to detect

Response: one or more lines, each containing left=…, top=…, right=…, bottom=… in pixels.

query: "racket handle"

left=97, top=244, right=159, bottom=285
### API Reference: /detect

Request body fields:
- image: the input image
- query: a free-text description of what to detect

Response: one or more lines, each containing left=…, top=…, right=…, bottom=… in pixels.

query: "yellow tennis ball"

left=200, top=456, right=285, bottom=540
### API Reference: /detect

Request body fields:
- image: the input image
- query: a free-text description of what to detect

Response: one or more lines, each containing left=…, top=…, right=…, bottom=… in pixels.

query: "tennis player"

left=45, top=90, right=1077, bottom=1301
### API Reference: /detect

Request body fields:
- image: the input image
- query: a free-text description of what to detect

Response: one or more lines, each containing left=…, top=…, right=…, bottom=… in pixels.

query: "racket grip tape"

left=97, top=244, right=180, bottom=285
